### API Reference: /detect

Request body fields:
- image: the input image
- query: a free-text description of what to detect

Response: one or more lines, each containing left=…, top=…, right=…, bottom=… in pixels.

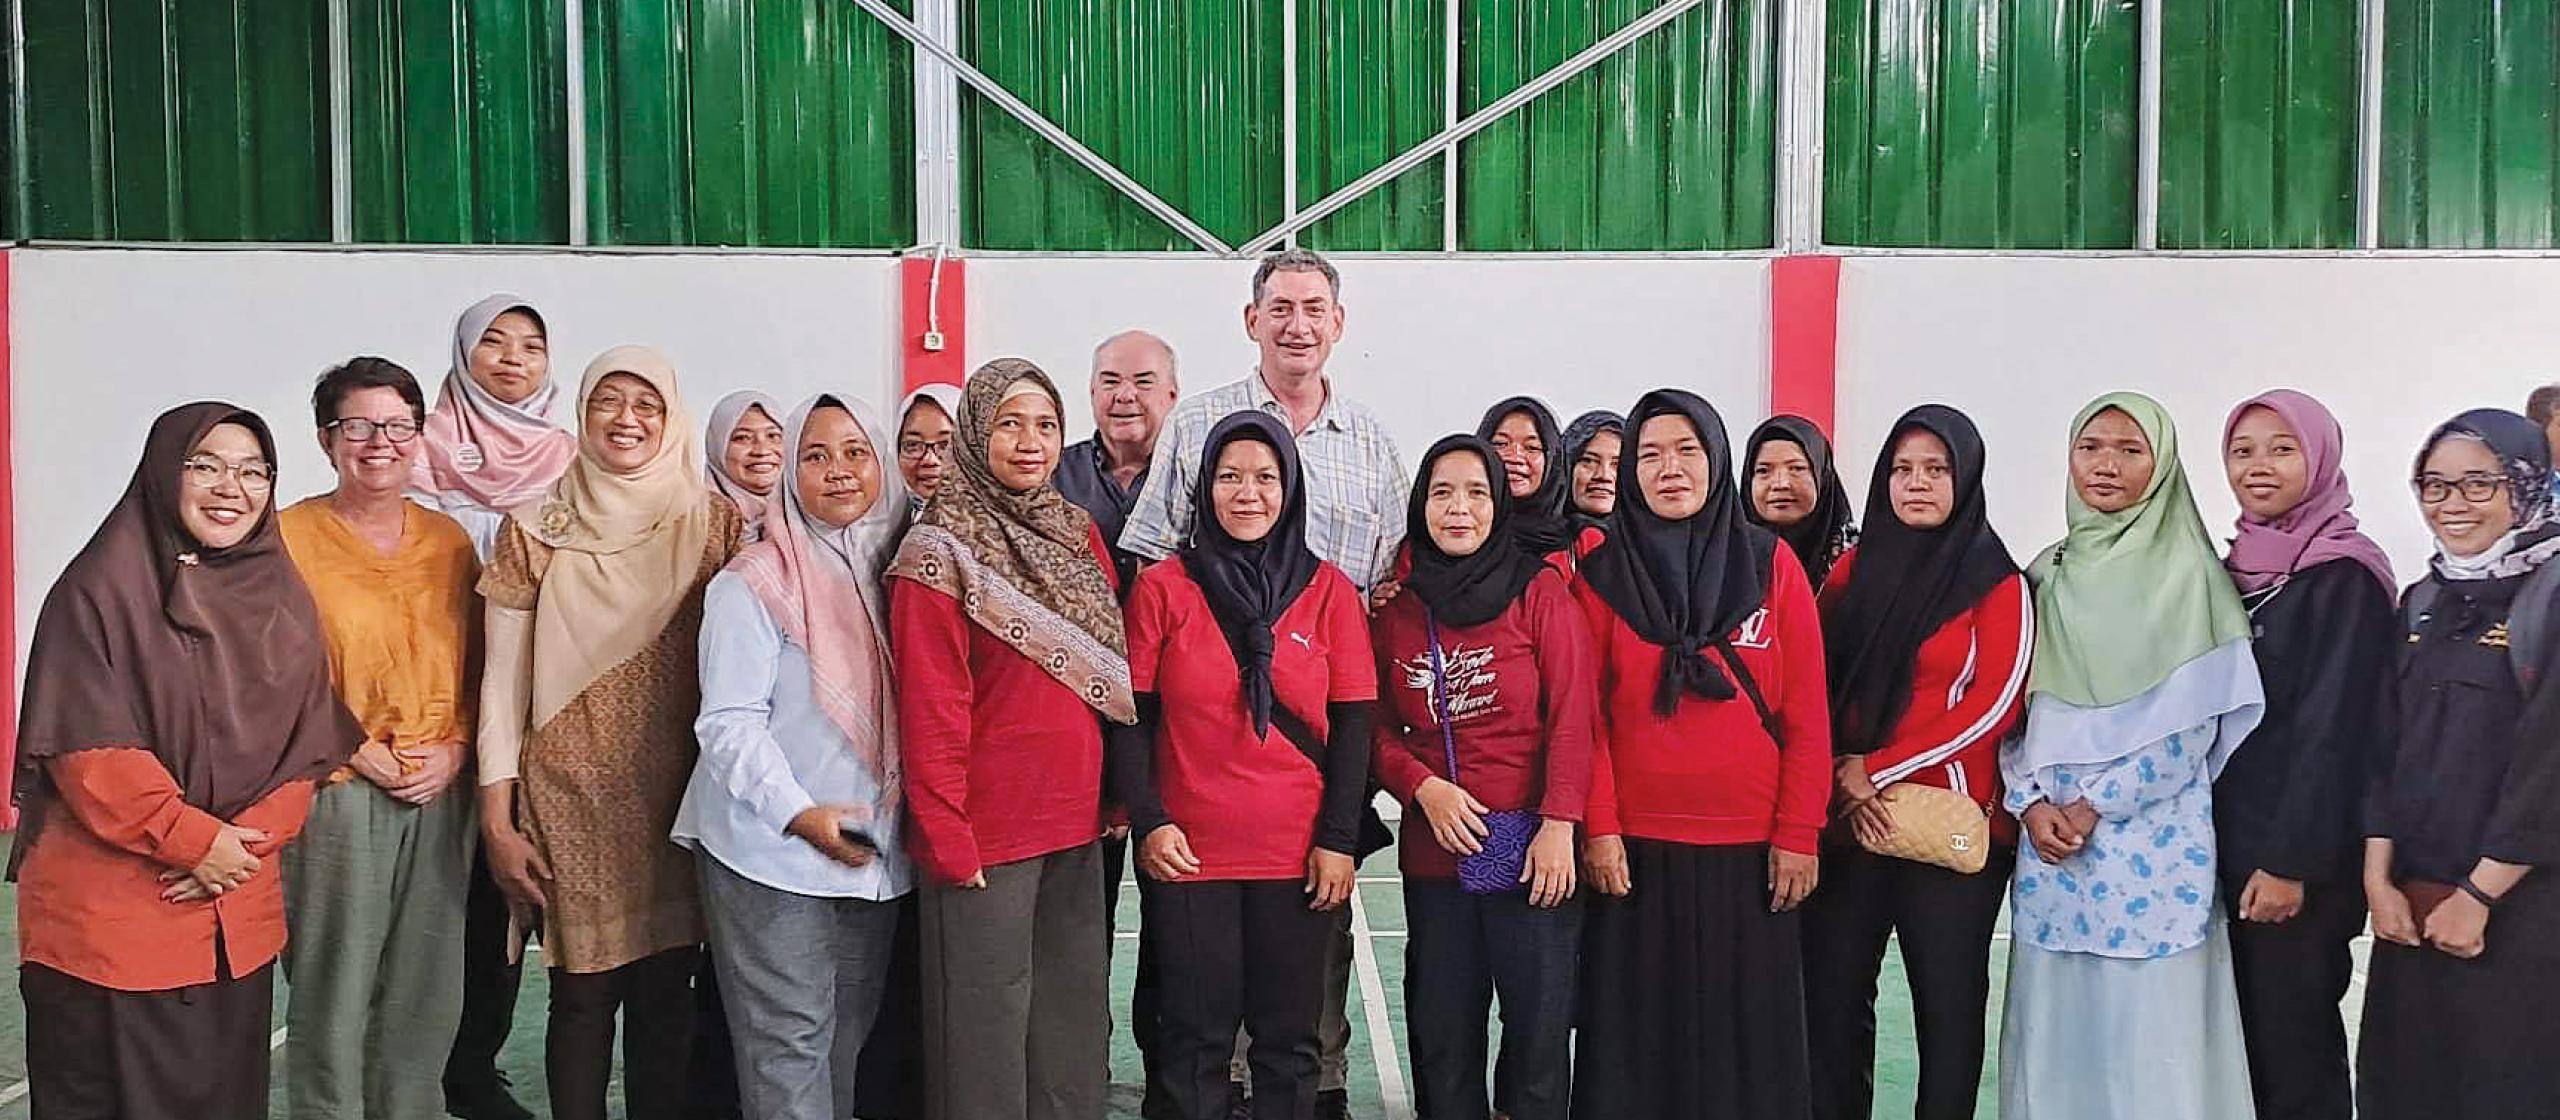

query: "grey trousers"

left=921, top=841, right=1110, bottom=1120
left=698, top=852, right=902, bottom=1120
left=282, top=779, right=476, bottom=1120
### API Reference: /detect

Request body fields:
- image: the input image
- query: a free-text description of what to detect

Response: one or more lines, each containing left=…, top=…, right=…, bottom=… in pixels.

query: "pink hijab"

left=2223, top=389, right=2397, bottom=595
left=413, top=294, right=578, bottom=510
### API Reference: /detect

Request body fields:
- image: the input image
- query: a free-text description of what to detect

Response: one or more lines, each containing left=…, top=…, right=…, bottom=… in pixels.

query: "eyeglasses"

left=898, top=438, right=953, bottom=463
left=182, top=455, right=275, bottom=494
left=2413, top=474, right=2510, bottom=505
left=325, top=417, right=421, bottom=444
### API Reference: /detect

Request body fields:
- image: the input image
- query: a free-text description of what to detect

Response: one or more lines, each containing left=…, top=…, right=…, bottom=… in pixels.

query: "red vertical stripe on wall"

left=2, top=250, right=18, bottom=830
left=902, top=254, right=967, bottom=392
left=1769, top=255, right=1843, bottom=435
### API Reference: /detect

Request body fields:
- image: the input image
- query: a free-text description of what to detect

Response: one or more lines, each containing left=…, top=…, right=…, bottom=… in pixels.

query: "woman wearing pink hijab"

left=2216, top=388, right=2399, bottom=1120
left=413, top=294, right=579, bottom=565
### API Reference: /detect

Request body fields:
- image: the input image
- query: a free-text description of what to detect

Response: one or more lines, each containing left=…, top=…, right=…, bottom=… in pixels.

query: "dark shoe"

left=1317, top=1088, right=1353, bottom=1120
left=444, top=1071, right=535, bottom=1120
left=1224, top=1084, right=1253, bottom=1120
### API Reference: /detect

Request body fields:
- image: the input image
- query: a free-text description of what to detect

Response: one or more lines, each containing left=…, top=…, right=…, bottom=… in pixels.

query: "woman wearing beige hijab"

left=474, top=346, right=744, bottom=1120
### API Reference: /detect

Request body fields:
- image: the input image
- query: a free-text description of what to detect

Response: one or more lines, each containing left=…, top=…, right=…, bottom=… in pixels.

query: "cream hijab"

left=515, top=346, right=717, bottom=727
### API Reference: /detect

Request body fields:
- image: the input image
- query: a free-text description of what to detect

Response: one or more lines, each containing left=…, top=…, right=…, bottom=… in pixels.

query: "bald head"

left=1090, top=330, right=1180, bottom=471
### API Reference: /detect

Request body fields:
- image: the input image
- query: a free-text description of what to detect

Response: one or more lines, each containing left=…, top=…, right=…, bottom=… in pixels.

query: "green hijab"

left=2026, top=392, right=2251, bottom=708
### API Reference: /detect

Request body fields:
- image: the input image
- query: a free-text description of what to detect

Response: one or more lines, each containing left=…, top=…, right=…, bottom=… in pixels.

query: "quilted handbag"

left=1857, top=782, right=1992, bottom=875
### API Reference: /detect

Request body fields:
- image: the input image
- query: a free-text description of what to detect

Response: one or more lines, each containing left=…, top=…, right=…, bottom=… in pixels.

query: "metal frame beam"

left=1776, top=0, right=1824, bottom=252
left=2356, top=0, right=2386, bottom=249
left=2135, top=0, right=2163, bottom=250
left=564, top=0, right=589, bottom=245
left=911, top=0, right=960, bottom=248
left=326, top=0, right=351, bottom=242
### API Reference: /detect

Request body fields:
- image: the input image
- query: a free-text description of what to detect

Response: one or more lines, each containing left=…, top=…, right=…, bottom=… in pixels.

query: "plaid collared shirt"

left=1121, top=371, right=1410, bottom=592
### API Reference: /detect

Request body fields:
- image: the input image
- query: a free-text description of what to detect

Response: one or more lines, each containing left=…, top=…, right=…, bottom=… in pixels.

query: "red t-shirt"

left=1126, top=557, right=1376, bottom=880
left=1575, top=543, right=1833, bottom=855
left=890, top=525, right=1118, bottom=886
left=1372, top=568, right=1599, bottom=878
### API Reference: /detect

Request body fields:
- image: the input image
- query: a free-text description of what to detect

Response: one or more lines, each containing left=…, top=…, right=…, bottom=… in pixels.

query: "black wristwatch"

left=2458, top=876, right=2502, bottom=909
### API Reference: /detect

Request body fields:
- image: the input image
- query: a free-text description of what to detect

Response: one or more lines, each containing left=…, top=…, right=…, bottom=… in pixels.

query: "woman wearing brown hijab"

left=12, top=402, right=362, bottom=1119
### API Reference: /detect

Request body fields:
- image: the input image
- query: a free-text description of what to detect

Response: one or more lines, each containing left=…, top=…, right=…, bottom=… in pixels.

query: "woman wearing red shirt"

left=888, top=359, right=1132, bottom=1120
left=1372, top=435, right=1596, bottom=1120
left=1571, top=389, right=1829, bottom=1120
left=1804, top=405, right=2029, bottom=1120
left=1114, top=411, right=1374, bottom=1120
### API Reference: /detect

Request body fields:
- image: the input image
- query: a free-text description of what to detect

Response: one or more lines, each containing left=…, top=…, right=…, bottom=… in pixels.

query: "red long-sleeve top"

left=1372, top=568, right=1599, bottom=878
left=1574, top=544, right=1832, bottom=855
left=891, top=525, right=1117, bottom=886
left=16, top=749, right=314, bottom=990
left=1820, top=552, right=2030, bottom=844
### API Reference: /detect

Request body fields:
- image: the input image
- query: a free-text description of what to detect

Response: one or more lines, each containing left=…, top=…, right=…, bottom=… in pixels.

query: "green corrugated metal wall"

left=10, top=0, right=2560, bottom=251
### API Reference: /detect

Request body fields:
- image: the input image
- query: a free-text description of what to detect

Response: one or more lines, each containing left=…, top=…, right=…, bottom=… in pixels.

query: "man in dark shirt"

left=1055, top=329, right=1180, bottom=591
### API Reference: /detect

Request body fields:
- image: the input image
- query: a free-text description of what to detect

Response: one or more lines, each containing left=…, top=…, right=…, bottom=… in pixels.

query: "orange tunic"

left=277, top=499, right=480, bottom=782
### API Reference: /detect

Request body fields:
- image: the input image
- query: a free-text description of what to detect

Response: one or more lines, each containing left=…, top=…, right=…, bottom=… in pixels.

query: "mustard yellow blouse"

left=279, top=498, right=480, bottom=775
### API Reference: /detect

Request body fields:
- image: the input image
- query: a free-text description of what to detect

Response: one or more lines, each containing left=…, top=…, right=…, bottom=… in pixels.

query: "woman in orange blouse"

left=11, top=402, right=361, bottom=1120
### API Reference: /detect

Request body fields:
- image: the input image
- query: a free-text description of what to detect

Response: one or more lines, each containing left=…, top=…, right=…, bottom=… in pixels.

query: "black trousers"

left=1404, top=879, right=1581, bottom=1120
left=1107, top=835, right=1178, bottom=1120
left=444, top=848, right=526, bottom=1099
left=24, top=958, right=274, bottom=1120
left=1800, top=843, right=2013, bottom=1120
left=851, top=893, right=923, bottom=1120
left=2222, top=871, right=2362, bottom=1120
left=1146, top=879, right=1334, bottom=1120
left=545, top=946, right=701, bottom=1120
left=690, top=958, right=745, bottom=1119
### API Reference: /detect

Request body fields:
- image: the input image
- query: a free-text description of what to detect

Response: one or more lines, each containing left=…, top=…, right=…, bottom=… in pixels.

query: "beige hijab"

left=514, top=346, right=716, bottom=726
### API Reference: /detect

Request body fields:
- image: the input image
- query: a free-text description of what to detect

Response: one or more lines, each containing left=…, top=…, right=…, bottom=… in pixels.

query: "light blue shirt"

left=675, top=571, right=914, bottom=900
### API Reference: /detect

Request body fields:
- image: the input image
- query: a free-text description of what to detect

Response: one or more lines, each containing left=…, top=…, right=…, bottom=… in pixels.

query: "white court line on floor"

left=1348, top=889, right=1414, bottom=1120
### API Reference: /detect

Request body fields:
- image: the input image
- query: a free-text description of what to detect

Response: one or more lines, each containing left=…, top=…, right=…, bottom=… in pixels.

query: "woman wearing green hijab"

left=1996, top=394, right=2265, bottom=1120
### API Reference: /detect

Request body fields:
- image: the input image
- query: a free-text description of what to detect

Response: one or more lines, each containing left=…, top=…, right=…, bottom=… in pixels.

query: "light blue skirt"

left=1998, top=916, right=2257, bottom=1120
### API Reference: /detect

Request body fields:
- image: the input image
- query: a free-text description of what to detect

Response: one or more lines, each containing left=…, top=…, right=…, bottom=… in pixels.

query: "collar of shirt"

left=1249, top=368, right=1346, bottom=435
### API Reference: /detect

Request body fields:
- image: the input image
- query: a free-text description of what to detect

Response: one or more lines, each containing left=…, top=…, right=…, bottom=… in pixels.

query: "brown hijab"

left=9, top=403, right=360, bottom=869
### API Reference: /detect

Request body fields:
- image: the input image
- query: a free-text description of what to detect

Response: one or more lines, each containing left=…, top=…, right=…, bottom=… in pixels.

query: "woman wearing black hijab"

left=1746, top=415, right=1858, bottom=589
left=1571, top=390, right=1831, bottom=1120
left=1372, top=436, right=1598, bottom=1120
left=1477, top=397, right=1577, bottom=564
left=1561, top=410, right=1624, bottom=532
left=1113, top=411, right=1377, bottom=1120
left=1802, top=406, right=2029, bottom=1120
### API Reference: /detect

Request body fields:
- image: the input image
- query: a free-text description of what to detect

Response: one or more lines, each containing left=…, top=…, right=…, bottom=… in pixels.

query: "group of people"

left=7, top=245, right=2555, bottom=1120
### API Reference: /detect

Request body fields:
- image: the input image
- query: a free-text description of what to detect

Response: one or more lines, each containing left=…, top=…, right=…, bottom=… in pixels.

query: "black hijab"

left=1580, top=390, right=1775, bottom=716
left=1745, top=415, right=1858, bottom=588
left=1180, top=411, right=1322, bottom=736
left=1561, top=409, right=1624, bottom=528
left=1476, top=397, right=1575, bottom=558
left=1822, top=405, right=2019, bottom=756
left=1405, top=435, right=1548, bottom=628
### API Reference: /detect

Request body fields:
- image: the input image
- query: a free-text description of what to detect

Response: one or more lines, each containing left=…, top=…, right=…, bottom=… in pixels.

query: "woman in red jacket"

left=887, top=358, right=1131, bottom=1120
left=1572, top=389, right=1829, bottom=1120
left=1803, top=405, right=2029, bottom=1120
left=1374, top=434, right=1597, bottom=1120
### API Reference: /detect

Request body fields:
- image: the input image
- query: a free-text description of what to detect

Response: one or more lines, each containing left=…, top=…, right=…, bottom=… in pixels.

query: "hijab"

left=728, top=394, right=908, bottom=820
left=1405, top=435, right=1548, bottom=628
left=2418, top=408, right=2560, bottom=582
left=1181, top=412, right=1323, bottom=736
left=898, top=382, right=963, bottom=519
left=2221, top=390, right=2396, bottom=596
left=1580, top=390, right=1775, bottom=716
left=1822, top=406, right=2020, bottom=755
left=514, top=346, right=719, bottom=728
left=413, top=294, right=577, bottom=510
left=1476, top=397, right=1575, bottom=558
left=887, top=359, right=1134, bottom=723
left=2028, top=392, right=2252, bottom=708
left=705, top=390, right=783, bottom=541
left=1561, top=409, right=1624, bottom=526
left=11, top=404, right=360, bottom=858
left=1745, top=415, right=1858, bottom=588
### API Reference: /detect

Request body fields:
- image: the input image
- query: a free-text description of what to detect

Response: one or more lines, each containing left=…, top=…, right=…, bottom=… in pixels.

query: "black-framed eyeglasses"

left=326, top=417, right=421, bottom=444
left=2413, top=474, right=2509, bottom=505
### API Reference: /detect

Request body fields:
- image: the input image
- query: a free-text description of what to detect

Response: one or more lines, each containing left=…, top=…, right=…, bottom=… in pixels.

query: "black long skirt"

left=22, top=959, right=276, bottom=1120
left=2356, top=875, right=2560, bottom=1119
left=1572, top=840, right=1812, bottom=1120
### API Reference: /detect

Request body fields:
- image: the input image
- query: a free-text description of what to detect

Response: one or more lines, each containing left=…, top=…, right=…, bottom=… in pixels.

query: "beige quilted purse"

left=1857, top=784, right=1992, bottom=874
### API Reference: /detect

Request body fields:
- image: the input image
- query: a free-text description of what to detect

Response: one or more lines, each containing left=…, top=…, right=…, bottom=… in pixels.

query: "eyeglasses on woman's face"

left=181, top=454, right=275, bottom=494
left=325, top=417, right=421, bottom=444
left=2413, top=473, right=2509, bottom=506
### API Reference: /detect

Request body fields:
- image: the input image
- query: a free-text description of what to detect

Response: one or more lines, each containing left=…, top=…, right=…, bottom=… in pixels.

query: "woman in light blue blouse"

left=675, top=393, right=913, bottom=1120
left=1998, top=393, right=2265, bottom=1120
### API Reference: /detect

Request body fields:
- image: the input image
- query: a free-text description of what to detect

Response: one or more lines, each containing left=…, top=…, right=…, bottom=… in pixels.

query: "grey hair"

left=1250, top=248, right=1341, bottom=304
left=1091, top=329, right=1179, bottom=384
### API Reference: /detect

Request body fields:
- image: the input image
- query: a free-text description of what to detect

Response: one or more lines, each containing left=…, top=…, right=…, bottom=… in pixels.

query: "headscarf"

left=514, top=346, right=719, bottom=727
left=1580, top=390, right=1775, bottom=716
left=10, top=404, right=360, bottom=858
left=413, top=294, right=577, bottom=510
left=705, top=390, right=783, bottom=540
left=897, top=382, right=963, bottom=518
left=887, top=359, right=1134, bottom=723
left=1181, top=412, right=1322, bottom=736
left=728, top=394, right=908, bottom=821
left=1405, top=435, right=1548, bottom=628
left=2221, top=390, right=2396, bottom=596
left=1475, top=397, right=1575, bottom=558
left=2417, top=408, right=2560, bottom=582
left=1744, top=415, right=1858, bottom=588
left=1561, top=409, right=1624, bottom=526
left=2028, top=392, right=2251, bottom=708
left=1823, top=406, right=2020, bottom=755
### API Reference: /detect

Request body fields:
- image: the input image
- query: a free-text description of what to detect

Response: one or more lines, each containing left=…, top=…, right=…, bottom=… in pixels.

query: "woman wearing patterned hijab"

left=2358, top=409, right=2560, bottom=1120
left=889, top=358, right=1131, bottom=1120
